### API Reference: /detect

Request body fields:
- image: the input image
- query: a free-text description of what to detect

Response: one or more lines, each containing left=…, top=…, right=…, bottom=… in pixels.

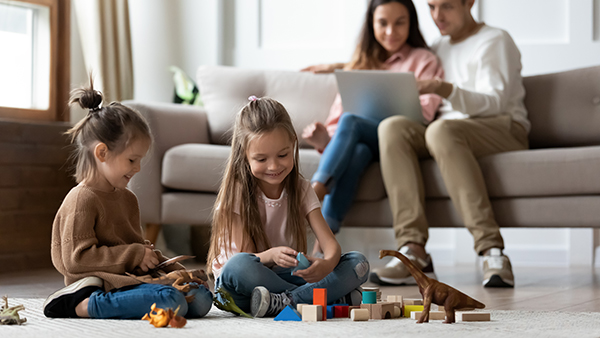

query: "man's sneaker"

left=250, top=286, right=295, bottom=318
left=43, top=276, right=103, bottom=318
left=369, top=246, right=436, bottom=285
left=482, top=248, right=514, bottom=288
left=335, top=287, right=362, bottom=306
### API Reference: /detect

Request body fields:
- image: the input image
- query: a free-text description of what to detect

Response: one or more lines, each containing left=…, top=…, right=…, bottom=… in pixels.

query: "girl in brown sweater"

left=43, top=79, right=213, bottom=319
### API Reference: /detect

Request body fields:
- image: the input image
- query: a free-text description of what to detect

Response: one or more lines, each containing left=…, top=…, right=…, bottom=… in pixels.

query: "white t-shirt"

left=212, top=178, right=321, bottom=278
left=432, top=24, right=530, bottom=132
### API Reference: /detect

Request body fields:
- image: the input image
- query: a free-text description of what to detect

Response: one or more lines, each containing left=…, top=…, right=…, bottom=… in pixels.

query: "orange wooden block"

left=313, top=288, right=327, bottom=321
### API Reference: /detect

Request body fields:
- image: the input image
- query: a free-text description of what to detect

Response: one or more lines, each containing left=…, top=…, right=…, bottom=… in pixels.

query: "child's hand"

left=292, top=256, right=333, bottom=283
left=269, top=246, right=298, bottom=268
left=139, top=247, right=160, bottom=272
left=302, top=122, right=330, bottom=152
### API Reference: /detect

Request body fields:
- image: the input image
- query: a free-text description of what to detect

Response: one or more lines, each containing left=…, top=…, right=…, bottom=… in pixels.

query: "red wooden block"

left=333, top=305, right=349, bottom=318
left=313, top=288, right=327, bottom=321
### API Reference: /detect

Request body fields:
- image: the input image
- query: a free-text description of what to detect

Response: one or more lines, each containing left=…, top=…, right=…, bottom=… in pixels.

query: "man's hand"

left=268, top=246, right=298, bottom=268
left=302, top=122, right=330, bottom=152
left=139, top=247, right=160, bottom=272
left=417, top=78, right=453, bottom=98
left=292, top=256, right=333, bottom=283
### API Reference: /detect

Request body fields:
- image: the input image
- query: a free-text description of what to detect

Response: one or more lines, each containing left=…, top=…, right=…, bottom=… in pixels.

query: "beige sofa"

left=125, top=65, right=600, bottom=238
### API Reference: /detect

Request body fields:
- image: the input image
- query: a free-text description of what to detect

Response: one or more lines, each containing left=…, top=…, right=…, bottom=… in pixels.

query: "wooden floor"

left=1, top=265, right=599, bottom=312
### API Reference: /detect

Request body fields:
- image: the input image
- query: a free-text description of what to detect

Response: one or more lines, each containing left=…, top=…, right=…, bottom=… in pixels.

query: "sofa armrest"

left=123, top=101, right=210, bottom=225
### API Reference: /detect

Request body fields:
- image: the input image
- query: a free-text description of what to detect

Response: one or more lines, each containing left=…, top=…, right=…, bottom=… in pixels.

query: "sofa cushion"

left=423, top=146, right=600, bottom=198
left=163, top=144, right=600, bottom=199
left=162, top=144, right=323, bottom=192
left=524, top=65, right=600, bottom=148
left=197, top=65, right=338, bottom=146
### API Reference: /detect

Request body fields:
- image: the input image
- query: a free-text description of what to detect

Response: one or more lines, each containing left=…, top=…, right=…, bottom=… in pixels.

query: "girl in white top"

left=207, top=96, right=369, bottom=318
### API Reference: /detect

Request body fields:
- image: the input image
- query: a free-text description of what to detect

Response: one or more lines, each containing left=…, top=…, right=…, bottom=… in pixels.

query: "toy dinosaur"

left=214, top=287, right=252, bottom=318
left=379, top=250, right=485, bottom=324
left=127, top=269, right=208, bottom=302
left=0, top=296, right=27, bottom=325
left=142, top=303, right=187, bottom=328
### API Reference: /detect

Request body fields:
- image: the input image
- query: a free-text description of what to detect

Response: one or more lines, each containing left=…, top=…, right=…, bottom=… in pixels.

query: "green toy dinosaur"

left=0, top=296, right=27, bottom=325
left=213, top=287, right=252, bottom=318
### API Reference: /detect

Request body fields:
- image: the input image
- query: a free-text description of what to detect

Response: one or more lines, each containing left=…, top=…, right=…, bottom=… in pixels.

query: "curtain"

left=74, top=0, right=133, bottom=102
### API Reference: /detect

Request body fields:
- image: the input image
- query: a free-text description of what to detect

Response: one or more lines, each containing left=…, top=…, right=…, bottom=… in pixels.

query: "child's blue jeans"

left=87, top=282, right=213, bottom=319
left=214, top=251, right=370, bottom=312
left=312, top=113, right=379, bottom=233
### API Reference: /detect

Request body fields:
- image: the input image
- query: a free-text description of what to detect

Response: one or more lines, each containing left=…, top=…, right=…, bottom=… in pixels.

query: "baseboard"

left=0, top=252, right=53, bottom=273
left=336, top=227, right=581, bottom=268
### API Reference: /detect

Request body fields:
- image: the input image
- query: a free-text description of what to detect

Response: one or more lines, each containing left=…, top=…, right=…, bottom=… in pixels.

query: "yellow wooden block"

left=403, top=305, right=424, bottom=318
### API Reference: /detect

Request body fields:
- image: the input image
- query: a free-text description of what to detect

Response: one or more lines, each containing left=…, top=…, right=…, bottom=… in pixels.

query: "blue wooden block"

left=274, top=305, right=302, bottom=321
left=326, top=305, right=334, bottom=319
left=291, top=252, right=311, bottom=275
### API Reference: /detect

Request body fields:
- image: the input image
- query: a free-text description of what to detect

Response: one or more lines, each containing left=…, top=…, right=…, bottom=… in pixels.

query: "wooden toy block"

left=274, top=305, right=302, bottom=321
left=436, top=305, right=445, bottom=312
left=302, top=305, right=323, bottom=322
left=333, top=305, right=349, bottom=318
left=326, top=305, right=334, bottom=319
left=350, top=308, right=369, bottom=321
left=411, top=311, right=446, bottom=321
left=348, top=306, right=361, bottom=318
left=404, top=298, right=423, bottom=305
left=403, top=305, right=424, bottom=318
left=362, top=291, right=377, bottom=304
left=375, top=303, right=395, bottom=319
left=456, top=312, right=491, bottom=322
left=296, top=303, right=307, bottom=315
left=387, top=295, right=403, bottom=303
left=313, top=288, right=327, bottom=321
left=393, top=306, right=402, bottom=318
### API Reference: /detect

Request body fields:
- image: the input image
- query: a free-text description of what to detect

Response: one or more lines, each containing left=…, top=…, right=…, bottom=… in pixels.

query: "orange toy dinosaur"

left=379, top=250, right=485, bottom=324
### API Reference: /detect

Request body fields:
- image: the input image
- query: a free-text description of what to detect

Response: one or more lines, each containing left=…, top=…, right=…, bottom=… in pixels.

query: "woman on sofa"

left=301, top=0, right=443, bottom=254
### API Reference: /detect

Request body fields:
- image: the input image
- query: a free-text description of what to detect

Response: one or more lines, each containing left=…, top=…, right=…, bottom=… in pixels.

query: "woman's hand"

left=139, top=247, right=160, bottom=272
left=301, top=63, right=341, bottom=74
left=292, top=256, right=334, bottom=283
left=267, top=246, right=299, bottom=268
left=302, top=122, right=330, bottom=152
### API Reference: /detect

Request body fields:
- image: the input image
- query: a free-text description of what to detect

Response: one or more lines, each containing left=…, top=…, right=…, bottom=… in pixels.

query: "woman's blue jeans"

left=214, top=252, right=370, bottom=312
left=87, top=282, right=213, bottom=319
left=312, top=113, right=379, bottom=233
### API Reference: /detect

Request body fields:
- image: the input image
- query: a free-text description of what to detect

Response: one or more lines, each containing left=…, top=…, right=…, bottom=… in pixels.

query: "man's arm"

left=420, top=32, right=522, bottom=117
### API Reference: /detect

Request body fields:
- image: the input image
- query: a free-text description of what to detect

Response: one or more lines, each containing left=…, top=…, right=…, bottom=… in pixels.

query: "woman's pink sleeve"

left=415, top=55, right=445, bottom=122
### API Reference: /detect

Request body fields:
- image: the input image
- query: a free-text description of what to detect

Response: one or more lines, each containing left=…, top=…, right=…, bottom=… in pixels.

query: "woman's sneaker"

left=43, top=276, right=103, bottom=318
left=250, top=286, right=295, bottom=318
left=369, top=246, right=436, bottom=285
left=482, top=248, right=515, bottom=288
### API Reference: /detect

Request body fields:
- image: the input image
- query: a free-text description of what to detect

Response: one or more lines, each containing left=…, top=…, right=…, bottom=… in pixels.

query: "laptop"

left=334, top=70, right=424, bottom=124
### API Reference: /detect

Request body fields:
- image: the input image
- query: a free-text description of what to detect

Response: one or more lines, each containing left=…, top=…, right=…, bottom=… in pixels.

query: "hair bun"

left=79, top=88, right=103, bottom=110
left=68, top=77, right=104, bottom=111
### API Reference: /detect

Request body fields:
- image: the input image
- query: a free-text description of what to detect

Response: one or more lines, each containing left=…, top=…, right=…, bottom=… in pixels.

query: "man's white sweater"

left=432, top=24, right=530, bottom=132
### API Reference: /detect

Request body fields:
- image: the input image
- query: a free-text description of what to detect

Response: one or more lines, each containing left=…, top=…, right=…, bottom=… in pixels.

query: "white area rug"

left=2, top=298, right=600, bottom=338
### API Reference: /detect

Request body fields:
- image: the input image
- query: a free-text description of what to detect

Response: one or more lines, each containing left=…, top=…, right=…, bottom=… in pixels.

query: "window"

left=0, top=0, right=70, bottom=122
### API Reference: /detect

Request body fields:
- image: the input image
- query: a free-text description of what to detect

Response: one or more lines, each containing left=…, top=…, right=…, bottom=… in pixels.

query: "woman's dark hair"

left=65, top=77, right=152, bottom=183
left=347, top=0, right=428, bottom=70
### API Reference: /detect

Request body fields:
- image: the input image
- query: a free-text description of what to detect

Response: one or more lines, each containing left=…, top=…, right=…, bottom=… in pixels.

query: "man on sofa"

left=371, top=0, right=530, bottom=288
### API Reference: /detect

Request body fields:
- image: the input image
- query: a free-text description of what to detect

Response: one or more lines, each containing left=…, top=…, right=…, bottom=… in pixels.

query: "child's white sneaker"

left=250, top=286, right=295, bottom=318
left=43, top=276, right=103, bottom=318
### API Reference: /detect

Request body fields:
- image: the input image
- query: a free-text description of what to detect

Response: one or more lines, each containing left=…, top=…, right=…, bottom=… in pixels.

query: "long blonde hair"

left=207, top=98, right=307, bottom=274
